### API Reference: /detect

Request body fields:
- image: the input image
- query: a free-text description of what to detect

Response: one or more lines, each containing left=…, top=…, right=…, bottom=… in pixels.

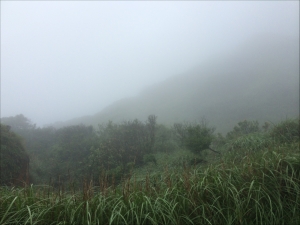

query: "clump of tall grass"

left=227, top=132, right=272, bottom=151
left=1, top=141, right=299, bottom=225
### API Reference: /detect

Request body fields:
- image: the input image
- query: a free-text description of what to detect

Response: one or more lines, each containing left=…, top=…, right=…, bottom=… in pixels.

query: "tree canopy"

left=0, top=124, right=29, bottom=186
left=174, top=121, right=215, bottom=154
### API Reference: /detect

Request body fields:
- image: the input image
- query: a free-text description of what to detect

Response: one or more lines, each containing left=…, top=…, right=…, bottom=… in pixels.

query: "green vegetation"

left=174, top=121, right=215, bottom=155
left=0, top=115, right=299, bottom=224
left=0, top=124, right=29, bottom=186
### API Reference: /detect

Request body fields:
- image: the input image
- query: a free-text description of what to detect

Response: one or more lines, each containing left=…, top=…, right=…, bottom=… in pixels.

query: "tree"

left=184, top=124, right=215, bottom=154
left=1, top=114, right=37, bottom=153
left=97, top=119, right=151, bottom=168
left=147, top=115, right=157, bottom=153
left=226, top=120, right=260, bottom=139
left=153, top=124, right=177, bottom=153
left=0, top=124, right=29, bottom=186
left=1, top=114, right=36, bottom=132
left=48, top=125, right=97, bottom=183
left=174, top=121, right=218, bottom=154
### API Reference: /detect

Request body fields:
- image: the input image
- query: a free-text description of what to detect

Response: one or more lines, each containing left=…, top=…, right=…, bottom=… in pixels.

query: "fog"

left=1, top=1, right=299, bottom=126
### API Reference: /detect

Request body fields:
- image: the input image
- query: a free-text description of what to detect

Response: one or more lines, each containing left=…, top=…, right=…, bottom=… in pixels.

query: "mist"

left=1, top=1, right=299, bottom=127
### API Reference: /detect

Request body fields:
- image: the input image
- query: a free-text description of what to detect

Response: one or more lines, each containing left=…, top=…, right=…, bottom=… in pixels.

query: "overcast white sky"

left=1, top=1, right=299, bottom=126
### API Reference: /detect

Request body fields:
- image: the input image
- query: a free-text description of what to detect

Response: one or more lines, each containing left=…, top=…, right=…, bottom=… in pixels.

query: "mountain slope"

left=59, top=35, right=299, bottom=133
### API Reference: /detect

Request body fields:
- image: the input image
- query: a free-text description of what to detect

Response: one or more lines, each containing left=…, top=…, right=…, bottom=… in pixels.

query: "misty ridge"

left=53, top=34, right=299, bottom=133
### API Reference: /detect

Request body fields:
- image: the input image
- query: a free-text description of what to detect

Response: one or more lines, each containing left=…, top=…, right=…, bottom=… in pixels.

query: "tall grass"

left=1, top=143, right=299, bottom=224
left=0, top=126, right=300, bottom=225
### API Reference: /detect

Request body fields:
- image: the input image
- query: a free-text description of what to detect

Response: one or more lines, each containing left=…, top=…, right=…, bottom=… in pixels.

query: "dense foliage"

left=269, top=118, right=300, bottom=143
left=0, top=124, right=29, bottom=186
left=173, top=122, right=215, bottom=151
left=0, top=129, right=299, bottom=224
left=1, top=114, right=298, bottom=186
left=1, top=115, right=299, bottom=224
left=1, top=115, right=162, bottom=186
left=226, top=119, right=260, bottom=139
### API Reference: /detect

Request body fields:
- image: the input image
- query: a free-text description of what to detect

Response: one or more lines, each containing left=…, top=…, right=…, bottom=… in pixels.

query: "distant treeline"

left=1, top=114, right=299, bottom=187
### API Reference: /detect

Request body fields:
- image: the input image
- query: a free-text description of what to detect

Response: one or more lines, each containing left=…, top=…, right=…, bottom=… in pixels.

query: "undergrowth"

left=1, top=140, right=299, bottom=225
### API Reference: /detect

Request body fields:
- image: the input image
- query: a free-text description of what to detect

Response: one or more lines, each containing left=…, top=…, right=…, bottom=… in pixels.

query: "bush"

left=269, top=118, right=299, bottom=144
left=143, top=154, right=157, bottom=165
left=226, top=120, right=260, bottom=139
left=184, top=124, right=215, bottom=154
left=174, top=122, right=215, bottom=155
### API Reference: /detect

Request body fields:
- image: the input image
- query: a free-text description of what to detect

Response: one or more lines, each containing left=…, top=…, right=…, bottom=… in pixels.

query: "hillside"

left=57, top=35, right=299, bottom=133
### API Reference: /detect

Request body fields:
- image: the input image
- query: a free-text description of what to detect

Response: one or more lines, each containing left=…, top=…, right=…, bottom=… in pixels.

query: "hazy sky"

left=1, top=1, right=299, bottom=126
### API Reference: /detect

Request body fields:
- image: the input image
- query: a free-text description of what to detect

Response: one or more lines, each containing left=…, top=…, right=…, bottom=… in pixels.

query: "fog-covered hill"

left=56, top=35, right=299, bottom=133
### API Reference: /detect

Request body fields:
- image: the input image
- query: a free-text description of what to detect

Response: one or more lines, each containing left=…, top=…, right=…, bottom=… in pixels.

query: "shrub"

left=185, top=124, right=214, bottom=154
left=174, top=122, right=215, bottom=155
left=143, top=154, right=157, bottom=165
left=226, top=120, right=260, bottom=139
left=269, top=118, right=299, bottom=144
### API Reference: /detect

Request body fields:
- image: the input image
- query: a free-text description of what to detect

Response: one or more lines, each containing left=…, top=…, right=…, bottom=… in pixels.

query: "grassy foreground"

left=1, top=143, right=299, bottom=225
